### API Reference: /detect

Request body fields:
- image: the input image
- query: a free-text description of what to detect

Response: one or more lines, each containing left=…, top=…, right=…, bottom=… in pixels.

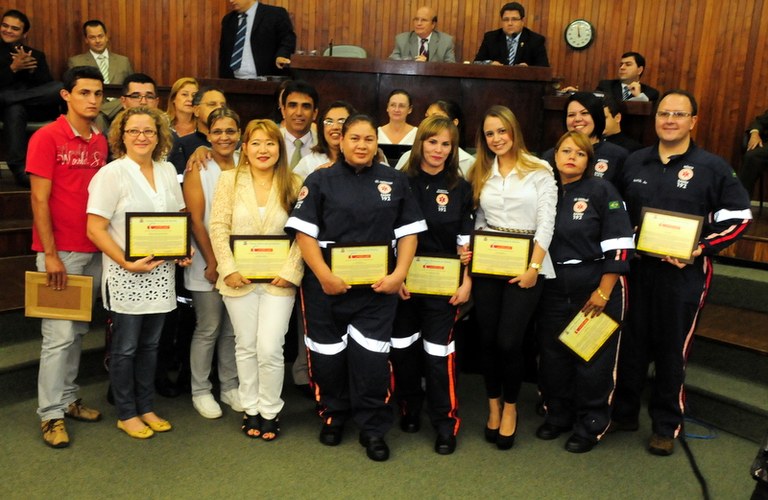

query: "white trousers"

left=223, top=288, right=294, bottom=419
left=189, top=290, right=238, bottom=396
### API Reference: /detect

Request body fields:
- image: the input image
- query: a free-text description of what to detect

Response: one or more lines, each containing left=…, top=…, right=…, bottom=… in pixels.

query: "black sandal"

left=260, top=416, right=280, bottom=441
left=241, top=413, right=260, bottom=439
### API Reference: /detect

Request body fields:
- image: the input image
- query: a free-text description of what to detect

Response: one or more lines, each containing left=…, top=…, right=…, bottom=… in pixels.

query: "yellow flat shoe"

left=141, top=417, right=172, bottom=432
left=117, top=420, right=154, bottom=439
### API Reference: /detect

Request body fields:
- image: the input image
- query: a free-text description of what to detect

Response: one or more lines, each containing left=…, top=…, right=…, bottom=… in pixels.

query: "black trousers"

left=391, top=296, right=460, bottom=436
left=302, top=271, right=397, bottom=438
left=740, top=144, right=768, bottom=199
left=613, top=257, right=710, bottom=438
left=537, top=263, right=626, bottom=442
left=472, top=276, right=544, bottom=403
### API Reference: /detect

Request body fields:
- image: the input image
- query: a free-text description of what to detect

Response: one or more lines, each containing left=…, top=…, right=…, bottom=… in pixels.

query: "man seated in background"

left=0, top=9, right=62, bottom=187
left=389, top=6, right=456, bottom=63
left=739, top=109, right=768, bottom=201
left=474, top=2, right=549, bottom=67
left=597, top=52, right=659, bottom=102
left=68, top=20, right=134, bottom=130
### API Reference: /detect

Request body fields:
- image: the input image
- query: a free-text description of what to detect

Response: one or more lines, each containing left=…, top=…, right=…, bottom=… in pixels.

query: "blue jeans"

left=36, top=251, right=101, bottom=421
left=110, top=312, right=166, bottom=420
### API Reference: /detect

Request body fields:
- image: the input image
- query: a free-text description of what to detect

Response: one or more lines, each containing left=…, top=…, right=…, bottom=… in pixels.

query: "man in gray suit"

left=389, top=6, right=456, bottom=63
left=67, top=20, right=133, bottom=127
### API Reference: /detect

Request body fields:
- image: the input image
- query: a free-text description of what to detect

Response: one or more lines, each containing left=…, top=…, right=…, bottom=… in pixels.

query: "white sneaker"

left=220, top=389, right=244, bottom=412
left=192, top=394, right=223, bottom=419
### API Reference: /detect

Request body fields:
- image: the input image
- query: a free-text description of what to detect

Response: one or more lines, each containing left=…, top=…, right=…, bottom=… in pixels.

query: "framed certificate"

left=125, top=212, right=191, bottom=261
left=25, top=271, right=93, bottom=322
left=405, top=254, right=462, bottom=297
left=469, top=230, right=533, bottom=279
left=329, top=243, right=390, bottom=287
left=230, top=235, right=291, bottom=282
left=558, top=311, right=620, bottom=362
left=636, top=208, right=704, bottom=264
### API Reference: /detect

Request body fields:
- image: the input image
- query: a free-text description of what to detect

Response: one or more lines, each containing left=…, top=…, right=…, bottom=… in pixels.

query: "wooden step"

left=696, top=303, right=768, bottom=354
left=0, top=219, right=33, bottom=258
left=0, top=255, right=36, bottom=312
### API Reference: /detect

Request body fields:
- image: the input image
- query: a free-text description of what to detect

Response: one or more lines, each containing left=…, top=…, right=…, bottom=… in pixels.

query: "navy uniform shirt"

left=552, top=177, right=634, bottom=276
left=408, top=169, right=474, bottom=254
left=285, top=160, right=427, bottom=256
left=543, top=140, right=629, bottom=186
left=618, top=142, right=752, bottom=255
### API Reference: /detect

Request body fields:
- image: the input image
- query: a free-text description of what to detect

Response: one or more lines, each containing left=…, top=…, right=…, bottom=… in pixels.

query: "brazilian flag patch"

left=608, top=200, right=621, bottom=209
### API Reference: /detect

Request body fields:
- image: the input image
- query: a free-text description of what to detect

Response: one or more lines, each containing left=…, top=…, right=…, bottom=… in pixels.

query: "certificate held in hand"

left=559, top=311, right=620, bottom=362
left=330, top=243, right=389, bottom=287
left=405, top=254, right=461, bottom=297
left=125, top=212, right=191, bottom=261
left=469, top=230, right=533, bottom=279
left=230, top=235, right=291, bottom=282
left=636, top=208, right=703, bottom=264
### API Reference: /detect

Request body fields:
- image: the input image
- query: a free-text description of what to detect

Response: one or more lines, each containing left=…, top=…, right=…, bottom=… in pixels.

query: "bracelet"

left=596, top=288, right=610, bottom=301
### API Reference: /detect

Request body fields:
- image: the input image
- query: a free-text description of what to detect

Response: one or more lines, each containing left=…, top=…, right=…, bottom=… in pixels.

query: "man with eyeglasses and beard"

left=614, top=90, right=752, bottom=457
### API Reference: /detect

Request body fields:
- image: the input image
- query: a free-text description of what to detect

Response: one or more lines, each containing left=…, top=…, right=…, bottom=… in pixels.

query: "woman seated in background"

left=183, top=108, right=242, bottom=419
left=540, top=92, right=628, bottom=186
left=209, top=119, right=303, bottom=441
left=86, top=107, right=190, bottom=439
left=378, top=89, right=417, bottom=145
left=294, top=100, right=357, bottom=179
left=166, top=77, right=199, bottom=137
left=535, top=131, right=634, bottom=453
left=465, top=105, right=557, bottom=451
left=394, top=99, right=475, bottom=177
left=391, top=115, right=474, bottom=455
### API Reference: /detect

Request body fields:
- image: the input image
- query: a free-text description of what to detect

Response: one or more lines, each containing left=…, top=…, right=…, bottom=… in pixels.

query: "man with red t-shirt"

left=27, top=66, right=107, bottom=448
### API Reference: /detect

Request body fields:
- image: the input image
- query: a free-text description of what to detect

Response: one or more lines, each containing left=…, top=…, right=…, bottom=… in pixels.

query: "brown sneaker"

left=41, top=419, right=69, bottom=448
left=65, top=399, right=102, bottom=422
left=648, top=433, right=675, bottom=456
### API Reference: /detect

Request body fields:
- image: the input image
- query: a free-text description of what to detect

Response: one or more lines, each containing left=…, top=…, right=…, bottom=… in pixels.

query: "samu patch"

left=608, top=200, right=620, bottom=210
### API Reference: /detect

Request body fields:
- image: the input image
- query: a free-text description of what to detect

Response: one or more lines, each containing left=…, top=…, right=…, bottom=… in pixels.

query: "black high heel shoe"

left=496, top=415, right=518, bottom=450
left=484, top=425, right=499, bottom=443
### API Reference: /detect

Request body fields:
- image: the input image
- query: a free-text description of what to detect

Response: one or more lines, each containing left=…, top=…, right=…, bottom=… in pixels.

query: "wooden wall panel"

left=7, top=0, right=768, bottom=168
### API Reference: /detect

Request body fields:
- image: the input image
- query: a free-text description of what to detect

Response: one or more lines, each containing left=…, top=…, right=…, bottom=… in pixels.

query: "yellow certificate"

left=558, top=311, right=620, bottom=362
left=636, top=208, right=703, bottom=263
left=405, top=254, right=462, bottom=297
left=230, top=236, right=291, bottom=282
left=125, top=212, right=191, bottom=261
left=25, top=272, right=93, bottom=322
left=470, top=230, right=532, bottom=278
left=330, top=244, right=389, bottom=286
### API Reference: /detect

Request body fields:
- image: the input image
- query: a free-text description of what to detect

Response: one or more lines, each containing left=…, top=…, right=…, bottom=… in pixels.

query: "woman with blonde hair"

left=87, top=106, right=189, bottom=439
left=166, top=77, right=199, bottom=137
left=465, top=105, right=557, bottom=450
left=209, top=119, right=303, bottom=441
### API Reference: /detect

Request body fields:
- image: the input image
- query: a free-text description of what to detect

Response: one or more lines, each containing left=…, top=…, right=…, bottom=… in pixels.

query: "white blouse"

left=183, top=158, right=223, bottom=292
left=474, top=154, right=557, bottom=278
left=377, top=126, right=417, bottom=145
left=87, top=157, right=186, bottom=314
left=294, top=151, right=331, bottom=180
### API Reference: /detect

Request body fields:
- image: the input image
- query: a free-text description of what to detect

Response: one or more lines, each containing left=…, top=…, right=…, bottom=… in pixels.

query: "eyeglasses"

left=124, top=128, right=157, bottom=137
left=209, top=128, right=239, bottom=137
left=656, top=111, right=692, bottom=120
left=123, top=93, right=159, bottom=102
left=322, top=118, right=347, bottom=127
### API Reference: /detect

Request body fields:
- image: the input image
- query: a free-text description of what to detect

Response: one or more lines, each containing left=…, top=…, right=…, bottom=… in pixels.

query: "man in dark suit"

left=0, top=9, right=62, bottom=187
left=597, top=52, right=660, bottom=102
left=603, top=95, right=643, bottom=152
left=739, top=110, right=768, bottom=199
left=474, top=2, right=549, bottom=67
left=389, top=6, right=456, bottom=63
left=219, top=0, right=296, bottom=79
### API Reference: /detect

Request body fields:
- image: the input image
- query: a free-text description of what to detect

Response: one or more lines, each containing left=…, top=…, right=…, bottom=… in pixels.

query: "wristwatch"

left=529, top=262, right=542, bottom=271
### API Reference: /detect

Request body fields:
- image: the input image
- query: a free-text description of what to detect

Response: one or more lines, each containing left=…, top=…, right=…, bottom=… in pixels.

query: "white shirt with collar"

left=234, top=2, right=259, bottom=79
left=282, top=128, right=316, bottom=162
left=474, top=153, right=557, bottom=278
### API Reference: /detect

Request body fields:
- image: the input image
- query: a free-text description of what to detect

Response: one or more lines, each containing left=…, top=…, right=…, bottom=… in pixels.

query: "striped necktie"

left=507, top=35, right=518, bottom=65
left=230, top=13, right=248, bottom=71
left=290, top=138, right=303, bottom=169
left=419, top=38, right=428, bottom=60
left=622, top=84, right=631, bottom=100
left=97, top=54, right=110, bottom=84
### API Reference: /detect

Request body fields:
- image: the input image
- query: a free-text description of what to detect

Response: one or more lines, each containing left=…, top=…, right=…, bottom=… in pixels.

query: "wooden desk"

left=541, top=95, right=654, bottom=153
left=288, top=56, right=553, bottom=151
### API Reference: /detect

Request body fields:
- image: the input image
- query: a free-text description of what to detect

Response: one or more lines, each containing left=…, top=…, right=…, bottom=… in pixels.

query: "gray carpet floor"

left=0, top=369, right=758, bottom=499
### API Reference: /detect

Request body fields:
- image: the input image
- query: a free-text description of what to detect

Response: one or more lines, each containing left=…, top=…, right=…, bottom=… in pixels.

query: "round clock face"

left=565, top=19, right=594, bottom=50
